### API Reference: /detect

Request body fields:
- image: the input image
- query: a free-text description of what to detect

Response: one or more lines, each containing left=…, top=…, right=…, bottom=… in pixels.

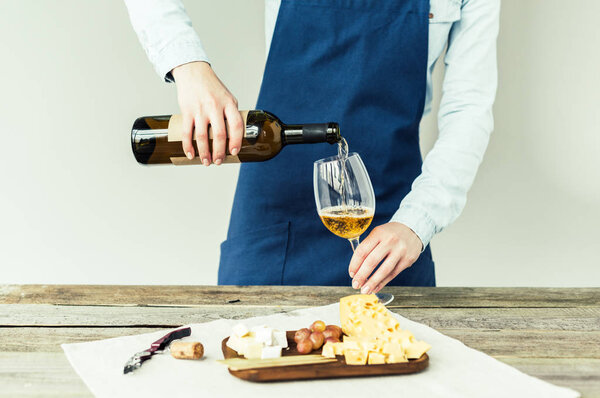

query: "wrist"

left=390, top=206, right=436, bottom=252
left=171, top=61, right=212, bottom=82
left=392, top=222, right=424, bottom=252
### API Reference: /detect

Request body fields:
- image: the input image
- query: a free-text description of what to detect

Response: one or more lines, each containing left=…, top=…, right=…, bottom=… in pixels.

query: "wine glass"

left=313, top=152, right=394, bottom=305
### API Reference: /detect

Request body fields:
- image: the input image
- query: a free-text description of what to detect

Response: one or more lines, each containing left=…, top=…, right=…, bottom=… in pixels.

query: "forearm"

left=391, top=108, right=493, bottom=247
left=123, top=0, right=209, bottom=81
left=392, top=0, right=500, bottom=248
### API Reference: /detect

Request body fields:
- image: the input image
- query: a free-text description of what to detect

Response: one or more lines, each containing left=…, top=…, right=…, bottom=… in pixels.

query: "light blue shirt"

left=124, top=0, right=500, bottom=249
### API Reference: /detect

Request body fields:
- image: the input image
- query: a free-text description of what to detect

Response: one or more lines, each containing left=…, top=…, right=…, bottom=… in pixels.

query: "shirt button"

left=429, top=13, right=434, bottom=18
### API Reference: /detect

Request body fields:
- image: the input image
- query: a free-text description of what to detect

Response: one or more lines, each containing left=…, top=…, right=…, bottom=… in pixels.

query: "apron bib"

left=219, top=0, right=435, bottom=286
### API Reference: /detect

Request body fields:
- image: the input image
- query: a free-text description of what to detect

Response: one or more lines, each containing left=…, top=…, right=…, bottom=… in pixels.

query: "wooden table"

left=1, top=285, right=599, bottom=397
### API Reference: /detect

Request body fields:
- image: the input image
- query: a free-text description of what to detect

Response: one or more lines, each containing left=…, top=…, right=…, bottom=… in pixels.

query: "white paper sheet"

left=62, top=304, right=580, bottom=398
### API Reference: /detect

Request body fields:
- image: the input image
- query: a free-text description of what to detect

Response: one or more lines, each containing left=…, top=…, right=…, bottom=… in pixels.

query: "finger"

left=373, top=257, right=413, bottom=293
left=181, top=113, right=195, bottom=159
left=210, top=111, right=227, bottom=165
left=362, top=251, right=402, bottom=295
left=348, top=232, right=380, bottom=278
left=351, top=242, right=390, bottom=291
left=225, top=103, right=243, bottom=156
left=194, top=115, right=211, bottom=166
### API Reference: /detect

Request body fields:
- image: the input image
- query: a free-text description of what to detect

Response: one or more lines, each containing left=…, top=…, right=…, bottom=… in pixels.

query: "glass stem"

left=349, top=237, right=360, bottom=252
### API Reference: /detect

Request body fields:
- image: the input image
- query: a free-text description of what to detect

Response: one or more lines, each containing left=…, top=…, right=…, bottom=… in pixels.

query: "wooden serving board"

left=221, top=331, right=429, bottom=382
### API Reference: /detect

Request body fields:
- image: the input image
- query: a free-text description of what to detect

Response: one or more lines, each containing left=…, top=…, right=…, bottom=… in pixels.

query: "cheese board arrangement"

left=217, top=294, right=431, bottom=382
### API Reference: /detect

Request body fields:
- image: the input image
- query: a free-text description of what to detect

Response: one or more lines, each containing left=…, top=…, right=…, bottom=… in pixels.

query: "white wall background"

left=0, top=0, right=598, bottom=286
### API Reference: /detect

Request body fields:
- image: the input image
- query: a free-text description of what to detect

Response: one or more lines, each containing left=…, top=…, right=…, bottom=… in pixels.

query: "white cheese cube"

left=243, top=341, right=264, bottom=359
left=232, top=323, right=250, bottom=338
left=261, top=345, right=283, bottom=359
left=226, top=334, right=243, bottom=353
left=272, top=329, right=288, bottom=348
left=227, top=334, right=256, bottom=356
left=252, top=326, right=273, bottom=346
left=234, top=333, right=256, bottom=356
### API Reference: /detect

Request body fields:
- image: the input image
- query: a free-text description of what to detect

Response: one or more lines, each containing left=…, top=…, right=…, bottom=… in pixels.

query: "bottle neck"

left=283, top=123, right=341, bottom=145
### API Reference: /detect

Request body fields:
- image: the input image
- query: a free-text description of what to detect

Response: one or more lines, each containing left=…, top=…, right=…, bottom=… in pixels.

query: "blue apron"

left=219, top=0, right=435, bottom=287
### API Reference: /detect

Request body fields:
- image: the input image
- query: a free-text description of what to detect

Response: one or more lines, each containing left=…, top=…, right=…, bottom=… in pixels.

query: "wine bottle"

left=131, top=110, right=340, bottom=165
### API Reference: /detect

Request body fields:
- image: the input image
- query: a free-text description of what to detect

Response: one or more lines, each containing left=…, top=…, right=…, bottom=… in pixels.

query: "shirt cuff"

left=153, top=41, right=210, bottom=82
left=390, top=205, right=437, bottom=251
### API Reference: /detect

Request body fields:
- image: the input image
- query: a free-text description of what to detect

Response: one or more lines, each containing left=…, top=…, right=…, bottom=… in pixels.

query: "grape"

left=309, top=331, right=324, bottom=350
left=310, top=320, right=326, bottom=333
left=325, top=325, right=342, bottom=339
left=322, top=329, right=338, bottom=340
left=294, top=328, right=311, bottom=344
left=296, top=339, right=313, bottom=354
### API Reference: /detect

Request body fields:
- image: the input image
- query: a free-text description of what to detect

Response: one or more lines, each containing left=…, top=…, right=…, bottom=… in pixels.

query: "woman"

left=124, top=0, right=500, bottom=292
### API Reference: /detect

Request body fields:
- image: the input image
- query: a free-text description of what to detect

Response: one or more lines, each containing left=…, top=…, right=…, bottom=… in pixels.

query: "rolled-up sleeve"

left=123, top=0, right=209, bottom=81
left=391, top=0, right=500, bottom=248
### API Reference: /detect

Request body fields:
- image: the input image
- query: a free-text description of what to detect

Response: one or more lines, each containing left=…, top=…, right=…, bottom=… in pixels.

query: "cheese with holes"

left=322, top=342, right=336, bottom=358
left=405, top=340, right=431, bottom=359
left=367, top=352, right=387, bottom=365
left=340, top=294, right=400, bottom=338
left=344, top=349, right=367, bottom=365
left=383, top=342, right=408, bottom=363
left=331, top=294, right=431, bottom=364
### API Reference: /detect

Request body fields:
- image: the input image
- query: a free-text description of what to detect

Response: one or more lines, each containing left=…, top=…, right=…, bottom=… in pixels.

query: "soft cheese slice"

left=231, top=323, right=250, bottom=338
left=243, top=341, right=264, bottom=359
left=272, top=329, right=288, bottom=348
left=226, top=333, right=255, bottom=355
left=261, top=345, right=283, bottom=359
left=251, top=325, right=273, bottom=346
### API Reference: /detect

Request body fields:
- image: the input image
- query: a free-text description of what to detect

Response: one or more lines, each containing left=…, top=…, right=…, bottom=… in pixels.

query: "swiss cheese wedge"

left=324, top=294, right=431, bottom=365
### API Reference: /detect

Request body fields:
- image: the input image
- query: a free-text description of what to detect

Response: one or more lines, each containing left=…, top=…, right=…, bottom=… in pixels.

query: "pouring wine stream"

left=314, top=139, right=394, bottom=305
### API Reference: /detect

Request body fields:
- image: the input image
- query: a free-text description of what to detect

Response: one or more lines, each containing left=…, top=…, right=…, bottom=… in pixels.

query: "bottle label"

left=167, top=111, right=249, bottom=142
left=170, top=155, right=241, bottom=165
left=167, top=111, right=248, bottom=165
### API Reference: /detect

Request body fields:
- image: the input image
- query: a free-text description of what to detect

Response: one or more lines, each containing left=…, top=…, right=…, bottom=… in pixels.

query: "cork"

left=170, top=341, right=204, bottom=360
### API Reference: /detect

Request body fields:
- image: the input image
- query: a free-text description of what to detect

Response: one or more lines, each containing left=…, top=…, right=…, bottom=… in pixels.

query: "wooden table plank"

left=2, top=326, right=598, bottom=358
left=2, top=305, right=599, bottom=331
left=0, top=304, right=288, bottom=327
left=0, top=327, right=166, bottom=353
left=1, top=353, right=598, bottom=398
left=2, top=285, right=599, bottom=308
left=0, top=353, right=91, bottom=398
left=497, top=358, right=600, bottom=398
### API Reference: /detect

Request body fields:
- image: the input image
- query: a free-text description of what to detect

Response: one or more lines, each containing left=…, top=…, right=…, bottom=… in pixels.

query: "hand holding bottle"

left=171, top=61, right=243, bottom=166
